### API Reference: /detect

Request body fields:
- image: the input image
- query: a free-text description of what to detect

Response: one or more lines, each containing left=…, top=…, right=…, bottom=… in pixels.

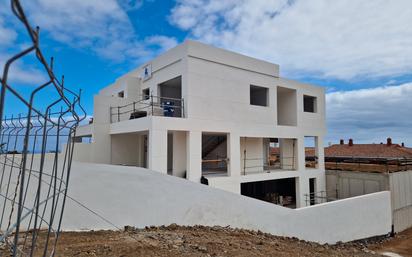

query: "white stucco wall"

left=69, top=143, right=92, bottom=163
left=77, top=40, right=327, bottom=208
left=60, top=162, right=391, bottom=244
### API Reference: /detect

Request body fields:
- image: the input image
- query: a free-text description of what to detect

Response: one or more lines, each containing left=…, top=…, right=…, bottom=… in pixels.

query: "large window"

left=303, top=95, right=317, bottom=113
left=250, top=85, right=268, bottom=107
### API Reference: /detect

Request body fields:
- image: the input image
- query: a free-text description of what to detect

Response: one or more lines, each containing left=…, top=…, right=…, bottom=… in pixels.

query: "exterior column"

left=316, top=136, right=325, bottom=170
left=148, top=129, right=168, bottom=174
left=173, top=131, right=187, bottom=178
left=228, top=133, right=241, bottom=177
left=296, top=136, right=306, bottom=171
left=186, top=130, right=202, bottom=182
left=296, top=175, right=310, bottom=208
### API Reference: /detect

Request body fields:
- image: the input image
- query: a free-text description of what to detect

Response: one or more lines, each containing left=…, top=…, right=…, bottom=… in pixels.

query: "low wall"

left=390, top=170, right=412, bottom=232
left=326, top=169, right=412, bottom=233
left=61, top=162, right=391, bottom=244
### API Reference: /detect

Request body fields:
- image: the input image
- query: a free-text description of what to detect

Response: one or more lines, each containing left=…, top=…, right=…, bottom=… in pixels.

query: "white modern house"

left=73, top=40, right=326, bottom=208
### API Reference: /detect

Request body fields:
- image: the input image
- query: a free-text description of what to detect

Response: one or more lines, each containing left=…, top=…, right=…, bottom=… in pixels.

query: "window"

left=117, top=91, right=124, bottom=98
left=303, top=95, right=317, bottom=113
left=142, top=88, right=150, bottom=100
left=304, top=136, right=318, bottom=169
left=250, top=85, right=268, bottom=106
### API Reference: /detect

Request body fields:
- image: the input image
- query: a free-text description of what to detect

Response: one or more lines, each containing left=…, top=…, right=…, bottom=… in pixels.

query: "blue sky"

left=1, top=0, right=412, bottom=145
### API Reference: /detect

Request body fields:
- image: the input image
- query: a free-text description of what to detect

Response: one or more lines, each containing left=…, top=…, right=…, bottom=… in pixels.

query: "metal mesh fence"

left=0, top=0, right=86, bottom=256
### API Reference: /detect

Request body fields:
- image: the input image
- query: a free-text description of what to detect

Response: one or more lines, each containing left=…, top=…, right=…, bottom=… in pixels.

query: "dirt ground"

left=371, top=227, right=412, bottom=257
left=1, top=225, right=411, bottom=257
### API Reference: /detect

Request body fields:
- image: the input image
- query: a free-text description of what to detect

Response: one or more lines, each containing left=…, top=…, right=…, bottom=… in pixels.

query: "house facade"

left=74, top=40, right=326, bottom=208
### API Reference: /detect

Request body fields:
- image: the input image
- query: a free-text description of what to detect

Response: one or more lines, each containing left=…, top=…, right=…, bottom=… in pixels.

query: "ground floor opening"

left=111, top=132, right=147, bottom=167
left=241, top=178, right=297, bottom=208
left=202, top=133, right=228, bottom=175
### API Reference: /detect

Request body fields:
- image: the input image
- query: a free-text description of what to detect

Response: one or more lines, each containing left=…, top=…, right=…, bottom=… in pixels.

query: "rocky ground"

left=1, top=225, right=411, bottom=257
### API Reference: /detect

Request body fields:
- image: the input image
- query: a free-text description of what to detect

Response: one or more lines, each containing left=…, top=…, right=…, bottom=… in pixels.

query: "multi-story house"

left=73, top=40, right=326, bottom=208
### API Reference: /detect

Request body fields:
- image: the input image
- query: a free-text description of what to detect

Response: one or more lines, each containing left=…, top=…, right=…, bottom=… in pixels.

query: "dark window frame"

left=303, top=95, right=317, bottom=113
left=250, top=85, right=269, bottom=107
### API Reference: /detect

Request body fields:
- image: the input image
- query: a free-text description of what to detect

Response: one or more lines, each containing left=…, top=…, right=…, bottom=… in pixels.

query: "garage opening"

left=241, top=178, right=296, bottom=208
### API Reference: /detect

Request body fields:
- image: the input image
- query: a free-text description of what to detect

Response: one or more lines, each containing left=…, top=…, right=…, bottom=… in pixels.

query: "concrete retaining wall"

left=61, top=162, right=392, bottom=244
left=326, top=169, right=412, bottom=233
left=390, top=170, right=412, bottom=232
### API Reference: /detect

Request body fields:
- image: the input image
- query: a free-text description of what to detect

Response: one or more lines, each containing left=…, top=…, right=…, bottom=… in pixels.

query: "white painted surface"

left=60, top=162, right=391, bottom=244
left=68, top=143, right=92, bottom=163
left=73, top=40, right=327, bottom=207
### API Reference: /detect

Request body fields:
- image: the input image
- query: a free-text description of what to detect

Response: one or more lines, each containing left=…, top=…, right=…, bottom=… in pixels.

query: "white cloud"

left=170, top=0, right=412, bottom=80
left=0, top=1, right=46, bottom=87
left=1, top=0, right=177, bottom=64
left=0, top=17, right=17, bottom=46
left=326, top=83, right=412, bottom=145
left=24, top=0, right=178, bottom=62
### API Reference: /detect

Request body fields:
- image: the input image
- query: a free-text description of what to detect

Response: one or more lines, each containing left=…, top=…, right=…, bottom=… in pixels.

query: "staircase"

left=202, top=136, right=226, bottom=159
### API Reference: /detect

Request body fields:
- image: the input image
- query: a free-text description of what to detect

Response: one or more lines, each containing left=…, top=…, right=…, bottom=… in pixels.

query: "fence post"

left=109, top=107, right=112, bottom=123
left=133, top=101, right=136, bottom=113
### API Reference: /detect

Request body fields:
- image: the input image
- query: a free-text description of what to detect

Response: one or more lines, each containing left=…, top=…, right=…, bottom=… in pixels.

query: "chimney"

left=339, top=139, right=344, bottom=145
left=401, top=142, right=405, bottom=147
left=387, top=138, right=392, bottom=146
left=348, top=138, right=353, bottom=146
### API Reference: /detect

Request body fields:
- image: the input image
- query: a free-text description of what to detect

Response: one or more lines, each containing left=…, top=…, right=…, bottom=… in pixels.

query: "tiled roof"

left=271, top=143, right=412, bottom=158
left=324, top=143, right=412, bottom=158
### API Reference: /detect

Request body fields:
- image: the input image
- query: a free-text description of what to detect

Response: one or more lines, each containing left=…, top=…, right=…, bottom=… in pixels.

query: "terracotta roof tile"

left=325, top=143, right=412, bottom=158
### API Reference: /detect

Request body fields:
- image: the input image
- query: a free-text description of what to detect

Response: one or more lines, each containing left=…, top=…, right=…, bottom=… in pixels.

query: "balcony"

left=110, top=96, right=184, bottom=123
left=242, top=156, right=296, bottom=175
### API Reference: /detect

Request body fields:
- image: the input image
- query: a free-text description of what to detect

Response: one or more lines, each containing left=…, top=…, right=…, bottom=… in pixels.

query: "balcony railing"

left=242, top=156, right=296, bottom=175
left=110, top=95, right=184, bottom=123
left=304, top=190, right=339, bottom=206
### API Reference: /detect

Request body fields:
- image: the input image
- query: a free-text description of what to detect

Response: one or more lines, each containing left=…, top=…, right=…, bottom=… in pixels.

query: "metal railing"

left=242, top=156, right=296, bottom=175
left=110, top=95, right=184, bottom=123
left=304, top=190, right=339, bottom=206
left=202, top=156, right=228, bottom=174
left=325, top=156, right=412, bottom=173
left=0, top=0, right=86, bottom=256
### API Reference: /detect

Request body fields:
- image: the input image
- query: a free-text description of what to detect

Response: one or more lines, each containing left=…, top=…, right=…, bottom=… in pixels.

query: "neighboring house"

left=72, top=40, right=326, bottom=208
left=325, top=138, right=412, bottom=233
